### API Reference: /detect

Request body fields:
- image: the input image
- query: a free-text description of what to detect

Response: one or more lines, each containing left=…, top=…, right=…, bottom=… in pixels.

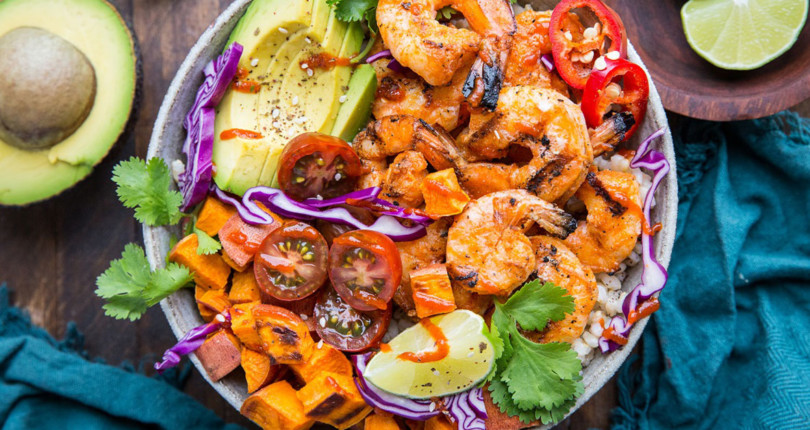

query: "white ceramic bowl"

left=145, top=0, right=678, bottom=426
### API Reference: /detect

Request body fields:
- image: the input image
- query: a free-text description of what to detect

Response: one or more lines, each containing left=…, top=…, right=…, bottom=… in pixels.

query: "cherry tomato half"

left=549, top=0, right=627, bottom=89
left=277, top=132, right=362, bottom=201
left=581, top=57, right=649, bottom=141
left=315, top=205, right=376, bottom=247
left=328, top=230, right=402, bottom=312
left=255, top=221, right=329, bottom=301
left=314, top=286, right=391, bottom=352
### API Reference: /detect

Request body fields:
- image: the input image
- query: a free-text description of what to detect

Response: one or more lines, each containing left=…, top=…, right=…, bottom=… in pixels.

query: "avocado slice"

left=0, top=0, right=136, bottom=205
left=331, top=64, right=377, bottom=142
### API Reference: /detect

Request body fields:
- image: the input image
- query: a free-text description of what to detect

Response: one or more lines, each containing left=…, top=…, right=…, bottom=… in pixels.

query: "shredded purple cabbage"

left=599, top=128, right=670, bottom=353
left=366, top=49, right=392, bottom=63
left=155, top=311, right=230, bottom=373
left=541, top=53, right=555, bottom=72
left=352, top=353, right=440, bottom=420
left=179, top=42, right=243, bottom=211
left=302, top=187, right=381, bottom=208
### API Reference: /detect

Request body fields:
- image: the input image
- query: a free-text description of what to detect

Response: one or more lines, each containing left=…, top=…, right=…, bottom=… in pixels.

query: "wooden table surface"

left=2, top=1, right=809, bottom=429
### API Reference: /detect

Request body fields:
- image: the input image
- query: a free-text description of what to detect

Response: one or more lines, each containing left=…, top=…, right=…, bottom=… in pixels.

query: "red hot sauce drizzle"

left=300, top=53, right=352, bottom=72
left=232, top=67, right=261, bottom=94
left=397, top=318, right=449, bottom=363
left=220, top=129, right=263, bottom=140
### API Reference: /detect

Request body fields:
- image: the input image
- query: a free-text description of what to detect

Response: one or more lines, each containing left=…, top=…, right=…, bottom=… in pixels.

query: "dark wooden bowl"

left=608, top=0, right=810, bottom=121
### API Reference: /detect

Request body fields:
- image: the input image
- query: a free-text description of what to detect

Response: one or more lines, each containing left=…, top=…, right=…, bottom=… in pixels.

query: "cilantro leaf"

left=194, top=228, right=222, bottom=255
left=95, top=243, right=193, bottom=321
left=333, top=0, right=376, bottom=22
left=482, top=322, right=505, bottom=383
left=113, top=157, right=184, bottom=226
left=485, top=280, right=584, bottom=424
left=498, top=280, right=575, bottom=332
left=437, top=6, right=457, bottom=20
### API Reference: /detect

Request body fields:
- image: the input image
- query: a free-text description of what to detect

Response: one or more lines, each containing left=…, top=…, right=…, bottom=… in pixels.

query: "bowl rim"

left=144, top=0, right=678, bottom=426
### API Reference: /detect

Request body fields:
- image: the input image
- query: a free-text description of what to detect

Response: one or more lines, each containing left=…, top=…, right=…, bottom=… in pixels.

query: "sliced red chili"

left=549, top=0, right=627, bottom=89
left=581, top=57, right=649, bottom=141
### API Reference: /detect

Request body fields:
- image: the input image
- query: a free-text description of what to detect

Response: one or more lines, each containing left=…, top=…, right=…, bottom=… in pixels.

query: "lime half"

left=682, top=0, right=809, bottom=70
left=364, top=310, right=494, bottom=399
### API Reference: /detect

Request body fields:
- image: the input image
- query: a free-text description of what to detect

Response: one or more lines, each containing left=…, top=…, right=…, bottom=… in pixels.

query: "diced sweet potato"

left=254, top=304, right=314, bottom=365
left=289, top=343, right=353, bottom=384
left=195, top=196, right=237, bottom=236
left=195, top=285, right=217, bottom=322
left=364, top=413, right=400, bottom=430
left=219, top=213, right=281, bottom=271
left=229, top=268, right=263, bottom=304
left=421, top=169, right=470, bottom=217
left=231, top=302, right=263, bottom=350
left=242, top=348, right=281, bottom=393
left=196, top=329, right=241, bottom=381
left=168, top=234, right=231, bottom=289
left=425, top=416, right=454, bottom=430
left=297, top=372, right=372, bottom=429
left=241, top=380, right=314, bottom=430
left=197, top=288, right=231, bottom=317
left=411, top=264, right=457, bottom=319
left=483, top=387, right=535, bottom=430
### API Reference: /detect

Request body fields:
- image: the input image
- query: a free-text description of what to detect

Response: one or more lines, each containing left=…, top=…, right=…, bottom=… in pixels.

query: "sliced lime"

left=364, top=310, right=494, bottom=399
left=681, top=0, right=808, bottom=70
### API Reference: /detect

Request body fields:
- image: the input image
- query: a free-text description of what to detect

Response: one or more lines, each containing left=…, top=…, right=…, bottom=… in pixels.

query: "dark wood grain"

left=607, top=0, right=810, bottom=121
left=0, top=0, right=678, bottom=429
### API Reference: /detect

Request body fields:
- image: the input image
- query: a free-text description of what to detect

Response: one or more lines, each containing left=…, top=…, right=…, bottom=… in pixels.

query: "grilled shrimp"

left=394, top=218, right=452, bottom=316
left=504, top=10, right=568, bottom=95
left=454, top=86, right=593, bottom=203
left=446, top=189, right=577, bottom=296
left=376, top=0, right=516, bottom=109
left=372, top=60, right=470, bottom=132
left=381, top=151, right=428, bottom=207
left=564, top=170, right=642, bottom=273
left=353, top=115, right=457, bottom=206
left=526, top=236, right=596, bottom=344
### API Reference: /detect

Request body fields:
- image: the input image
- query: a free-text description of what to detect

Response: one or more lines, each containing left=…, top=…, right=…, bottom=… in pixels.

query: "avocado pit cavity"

left=0, top=27, right=96, bottom=150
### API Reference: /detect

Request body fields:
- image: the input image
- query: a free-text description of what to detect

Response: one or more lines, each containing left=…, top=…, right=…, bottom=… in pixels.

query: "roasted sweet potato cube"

left=229, top=268, right=263, bottom=304
left=242, top=348, right=281, bottom=393
left=197, top=288, right=231, bottom=317
left=289, top=343, right=353, bottom=383
left=365, top=413, right=400, bottom=430
left=411, top=264, right=457, bottom=319
left=219, top=213, right=281, bottom=271
left=421, top=169, right=470, bottom=217
left=195, top=196, right=237, bottom=236
left=254, top=304, right=314, bottom=365
left=297, top=372, right=372, bottom=429
left=168, top=234, right=231, bottom=289
left=230, top=302, right=263, bottom=350
left=241, top=380, right=314, bottom=430
left=425, top=416, right=454, bottom=430
left=195, top=329, right=241, bottom=381
left=195, top=285, right=217, bottom=322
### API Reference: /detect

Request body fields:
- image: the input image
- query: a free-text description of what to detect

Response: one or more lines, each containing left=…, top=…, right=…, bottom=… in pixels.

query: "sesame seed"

left=594, top=56, right=607, bottom=70
left=307, top=69, right=314, bottom=77
left=429, top=402, right=436, bottom=412
left=315, top=194, right=324, bottom=200
left=272, top=121, right=280, bottom=128
left=250, top=58, right=259, bottom=67
left=301, top=63, right=308, bottom=69
left=292, top=96, right=299, bottom=106
left=215, top=314, right=226, bottom=323
left=339, top=95, right=348, bottom=103
left=606, top=50, right=620, bottom=60
left=299, top=313, right=308, bottom=320
left=467, top=351, right=475, bottom=358
left=279, top=27, right=288, bottom=34
left=271, top=108, right=280, bottom=118
left=317, top=340, right=324, bottom=349
left=305, top=37, right=312, bottom=44
left=432, top=369, right=440, bottom=376
left=334, top=172, right=342, bottom=181
left=319, top=317, right=326, bottom=327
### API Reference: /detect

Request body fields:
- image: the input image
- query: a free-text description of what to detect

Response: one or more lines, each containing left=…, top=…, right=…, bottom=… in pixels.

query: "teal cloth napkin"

left=612, top=112, right=810, bottom=429
left=0, top=285, right=244, bottom=430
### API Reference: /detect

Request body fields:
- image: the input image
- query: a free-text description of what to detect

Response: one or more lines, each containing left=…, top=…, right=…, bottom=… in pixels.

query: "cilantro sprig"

left=194, top=227, right=222, bottom=255
left=487, top=280, right=584, bottom=424
left=96, top=244, right=193, bottom=321
left=328, top=0, right=378, bottom=33
left=113, top=157, right=184, bottom=226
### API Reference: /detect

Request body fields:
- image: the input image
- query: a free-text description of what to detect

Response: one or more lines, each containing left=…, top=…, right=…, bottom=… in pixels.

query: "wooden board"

left=0, top=0, right=640, bottom=428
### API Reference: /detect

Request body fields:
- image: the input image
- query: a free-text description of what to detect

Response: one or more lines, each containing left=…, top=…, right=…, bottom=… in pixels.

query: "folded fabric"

left=0, top=285, right=244, bottom=430
left=613, top=112, right=810, bottom=429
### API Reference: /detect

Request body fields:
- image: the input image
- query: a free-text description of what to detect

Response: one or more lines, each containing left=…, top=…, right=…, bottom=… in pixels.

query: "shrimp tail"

left=462, top=55, right=503, bottom=111
left=531, top=204, right=578, bottom=239
left=590, top=111, right=636, bottom=156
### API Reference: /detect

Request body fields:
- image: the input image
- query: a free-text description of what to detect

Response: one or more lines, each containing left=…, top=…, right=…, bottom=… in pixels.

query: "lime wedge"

left=681, top=0, right=808, bottom=70
left=364, top=310, right=494, bottom=399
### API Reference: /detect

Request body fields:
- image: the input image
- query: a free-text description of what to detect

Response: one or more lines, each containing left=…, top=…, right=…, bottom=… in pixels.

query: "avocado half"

left=0, top=0, right=137, bottom=206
